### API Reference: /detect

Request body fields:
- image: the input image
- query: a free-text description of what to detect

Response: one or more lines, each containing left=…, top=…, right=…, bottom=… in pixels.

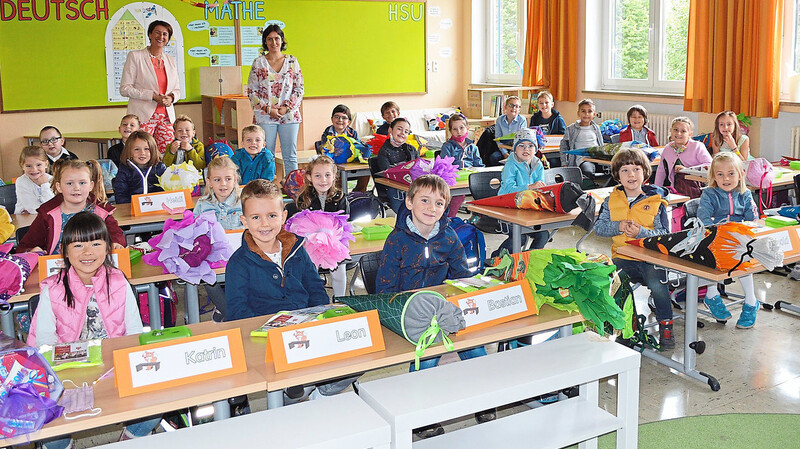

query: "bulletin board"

left=0, top=0, right=426, bottom=111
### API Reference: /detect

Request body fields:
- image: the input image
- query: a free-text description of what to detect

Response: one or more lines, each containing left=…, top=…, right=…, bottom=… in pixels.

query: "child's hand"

left=528, top=181, right=546, bottom=189
left=112, top=243, right=124, bottom=250
left=30, top=246, right=44, bottom=253
left=169, top=141, right=180, bottom=154
left=674, top=164, right=685, bottom=172
left=618, top=220, right=630, bottom=234
left=723, top=134, right=736, bottom=149
left=180, top=140, right=192, bottom=151
left=624, top=222, right=640, bottom=238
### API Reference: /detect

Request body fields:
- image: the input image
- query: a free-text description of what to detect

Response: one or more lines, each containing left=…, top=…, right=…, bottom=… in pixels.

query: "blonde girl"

left=711, top=111, right=749, bottom=160
left=654, top=117, right=712, bottom=189
left=18, top=160, right=125, bottom=254
left=15, top=146, right=55, bottom=214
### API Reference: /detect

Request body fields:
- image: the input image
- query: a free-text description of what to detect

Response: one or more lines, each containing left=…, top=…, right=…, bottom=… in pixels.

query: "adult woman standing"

left=247, top=25, right=305, bottom=173
left=120, top=20, right=181, bottom=154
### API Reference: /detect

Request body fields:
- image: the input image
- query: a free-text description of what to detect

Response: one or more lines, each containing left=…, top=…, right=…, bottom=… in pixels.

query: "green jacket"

left=163, top=137, right=205, bottom=169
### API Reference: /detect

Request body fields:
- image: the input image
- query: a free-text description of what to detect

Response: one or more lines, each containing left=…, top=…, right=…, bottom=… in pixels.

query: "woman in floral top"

left=247, top=24, right=305, bottom=173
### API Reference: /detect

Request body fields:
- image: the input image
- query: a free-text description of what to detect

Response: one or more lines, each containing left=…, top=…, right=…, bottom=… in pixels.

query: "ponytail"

left=51, top=159, right=108, bottom=205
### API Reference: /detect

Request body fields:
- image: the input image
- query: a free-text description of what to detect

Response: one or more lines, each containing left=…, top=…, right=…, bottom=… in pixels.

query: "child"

left=491, top=128, right=549, bottom=257
left=112, top=130, right=167, bottom=204
left=163, top=115, right=206, bottom=169
left=287, top=156, right=349, bottom=297
left=375, top=174, right=493, bottom=437
left=0, top=206, right=13, bottom=243
left=594, top=148, right=674, bottom=349
left=321, top=104, right=359, bottom=141
left=371, top=118, right=419, bottom=213
left=231, top=125, right=276, bottom=183
left=15, top=146, right=55, bottom=214
left=27, top=212, right=159, bottom=446
left=489, top=96, right=527, bottom=165
left=618, top=105, right=659, bottom=146
left=529, top=91, right=566, bottom=135
left=698, top=152, right=760, bottom=328
left=375, top=101, right=400, bottom=135
left=440, top=114, right=483, bottom=217
left=107, top=114, right=140, bottom=168
left=710, top=111, right=749, bottom=161
left=39, top=126, right=78, bottom=171
left=654, top=117, right=712, bottom=190
left=18, top=160, right=125, bottom=254
left=560, top=99, right=603, bottom=181
left=194, top=156, right=244, bottom=322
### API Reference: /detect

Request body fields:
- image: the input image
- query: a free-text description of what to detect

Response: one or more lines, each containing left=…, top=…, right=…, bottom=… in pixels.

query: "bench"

left=103, top=392, right=391, bottom=449
left=358, top=332, right=641, bottom=449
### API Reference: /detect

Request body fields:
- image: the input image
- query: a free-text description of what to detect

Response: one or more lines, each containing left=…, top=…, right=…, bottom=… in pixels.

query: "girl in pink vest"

left=28, top=212, right=158, bottom=448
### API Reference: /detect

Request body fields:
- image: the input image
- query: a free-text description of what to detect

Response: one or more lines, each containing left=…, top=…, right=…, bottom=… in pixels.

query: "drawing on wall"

left=105, top=3, right=186, bottom=103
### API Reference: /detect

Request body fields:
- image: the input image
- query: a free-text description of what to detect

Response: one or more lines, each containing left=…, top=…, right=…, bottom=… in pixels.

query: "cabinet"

left=201, top=95, right=254, bottom=148
left=465, top=86, right=541, bottom=119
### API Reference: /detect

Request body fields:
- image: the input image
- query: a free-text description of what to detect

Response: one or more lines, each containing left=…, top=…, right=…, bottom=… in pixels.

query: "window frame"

left=484, top=0, right=527, bottom=85
left=779, top=0, right=798, bottom=100
left=600, top=0, right=686, bottom=94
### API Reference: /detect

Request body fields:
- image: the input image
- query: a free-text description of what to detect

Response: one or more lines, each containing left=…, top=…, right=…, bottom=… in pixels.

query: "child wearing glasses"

left=39, top=126, right=78, bottom=172
left=320, top=104, right=369, bottom=192
left=371, top=118, right=419, bottom=212
left=489, top=96, right=527, bottom=165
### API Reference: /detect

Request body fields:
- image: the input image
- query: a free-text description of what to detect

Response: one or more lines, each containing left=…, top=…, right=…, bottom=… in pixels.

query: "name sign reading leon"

left=267, top=310, right=384, bottom=373
left=131, top=190, right=192, bottom=216
left=113, top=329, right=246, bottom=397
left=448, top=280, right=538, bottom=333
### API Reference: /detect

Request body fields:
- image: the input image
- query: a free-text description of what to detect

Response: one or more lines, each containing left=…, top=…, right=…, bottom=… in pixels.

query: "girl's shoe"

left=736, top=302, right=759, bottom=329
left=703, top=295, right=732, bottom=321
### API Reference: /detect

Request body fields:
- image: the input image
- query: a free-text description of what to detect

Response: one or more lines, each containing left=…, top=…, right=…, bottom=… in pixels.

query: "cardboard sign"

left=225, top=229, right=244, bottom=252
left=266, top=310, right=385, bottom=373
left=751, top=224, right=800, bottom=258
left=38, top=248, right=132, bottom=280
left=131, top=190, right=192, bottom=216
left=113, top=328, right=246, bottom=397
left=447, top=280, right=538, bottom=334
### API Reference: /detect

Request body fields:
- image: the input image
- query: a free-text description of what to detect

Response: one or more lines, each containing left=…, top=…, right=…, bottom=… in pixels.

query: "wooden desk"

left=617, top=245, right=800, bottom=391
left=337, top=161, right=372, bottom=197
left=685, top=168, right=800, bottom=192
left=1, top=319, right=269, bottom=447
left=26, top=131, right=121, bottom=160
left=584, top=157, right=660, bottom=167
left=373, top=168, right=502, bottom=198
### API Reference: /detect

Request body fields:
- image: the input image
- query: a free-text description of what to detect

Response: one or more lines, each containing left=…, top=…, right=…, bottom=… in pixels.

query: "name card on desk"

left=38, top=248, right=132, bottom=280
left=751, top=225, right=800, bottom=257
left=447, top=280, right=537, bottom=333
left=131, top=190, right=192, bottom=216
left=225, top=230, right=245, bottom=251
left=266, top=310, right=384, bottom=373
left=113, top=328, right=246, bottom=397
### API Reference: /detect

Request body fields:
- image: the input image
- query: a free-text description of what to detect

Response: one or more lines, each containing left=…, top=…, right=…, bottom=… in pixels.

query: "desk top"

left=685, top=168, right=799, bottom=189
left=276, top=150, right=318, bottom=165
left=350, top=217, right=395, bottom=255
left=584, top=157, right=660, bottom=167
left=374, top=177, right=469, bottom=193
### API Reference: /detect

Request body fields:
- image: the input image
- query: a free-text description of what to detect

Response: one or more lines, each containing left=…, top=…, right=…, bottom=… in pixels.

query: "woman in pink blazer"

left=119, top=20, right=181, bottom=154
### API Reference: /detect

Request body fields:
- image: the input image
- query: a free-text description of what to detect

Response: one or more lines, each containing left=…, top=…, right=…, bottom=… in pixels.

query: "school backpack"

left=745, top=158, right=776, bottom=215
left=205, top=140, right=235, bottom=164
left=450, top=216, right=486, bottom=273
left=137, top=281, right=178, bottom=328
left=347, top=191, right=385, bottom=221
left=282, top=169, right=306, bottom=201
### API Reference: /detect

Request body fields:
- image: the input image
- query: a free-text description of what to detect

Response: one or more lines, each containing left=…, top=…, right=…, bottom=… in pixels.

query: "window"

left=601, top=0, right=689, bottom=93
left=485, top=0, right=526, bottom=84
left=780, top=0, right=800, bottom=100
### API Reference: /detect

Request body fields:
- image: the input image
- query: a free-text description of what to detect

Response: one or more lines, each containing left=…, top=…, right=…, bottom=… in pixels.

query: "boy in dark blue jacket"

left=225, top=179, right=327, bottom=321
left=375, top=174, right=494, bottom=437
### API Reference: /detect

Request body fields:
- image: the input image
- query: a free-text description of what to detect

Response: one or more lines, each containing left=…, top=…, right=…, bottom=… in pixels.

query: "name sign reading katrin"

left=113, top=328, right=246, bottom=397
left=131, top=190, right=192, bottom=216
left=448, top=280, right=538, bottom=333
left=267, top=310, right=385, bottom=373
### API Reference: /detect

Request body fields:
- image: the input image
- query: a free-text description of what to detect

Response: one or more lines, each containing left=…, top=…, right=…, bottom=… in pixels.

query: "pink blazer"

left=120, top=48, right=180, bottom=123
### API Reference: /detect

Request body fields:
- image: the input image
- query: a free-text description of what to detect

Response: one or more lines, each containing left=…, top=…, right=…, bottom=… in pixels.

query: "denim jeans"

left=409, top=346, right=487, bottom=372
left=387, top=187, right=407, bottom=214
left=491, top=230, right=549, bottom=258
left=613, top=257, right=672, bottom=322
left=42, top=416, right=161, bottom=449
left=259, top=122, right=300, bottom=173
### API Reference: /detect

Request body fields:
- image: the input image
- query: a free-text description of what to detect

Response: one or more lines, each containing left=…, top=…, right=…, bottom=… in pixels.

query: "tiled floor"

left=53, top=211, right=800, bottom=448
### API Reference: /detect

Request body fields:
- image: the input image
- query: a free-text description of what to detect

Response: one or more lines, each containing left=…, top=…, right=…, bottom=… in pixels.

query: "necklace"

left=673, top=142, right=687, bottom=154
left=148, top=47, right=164, bottom=68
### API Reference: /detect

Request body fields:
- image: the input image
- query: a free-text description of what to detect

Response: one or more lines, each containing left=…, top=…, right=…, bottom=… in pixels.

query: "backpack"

left=137, top=281, right=178, bottom=328
left=745, top=158, right=775, bottom=215
left=450, top=217, right=486, bottom=273
left=347, top=191, right=385, bottom=221
left=282, top=169, right=306, bottom=201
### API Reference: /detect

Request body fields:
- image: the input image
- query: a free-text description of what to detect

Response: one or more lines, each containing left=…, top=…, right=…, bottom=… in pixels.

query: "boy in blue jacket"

left=376, top=174, right=494, bottom=438
left=231, top=125, right=276, bottom=183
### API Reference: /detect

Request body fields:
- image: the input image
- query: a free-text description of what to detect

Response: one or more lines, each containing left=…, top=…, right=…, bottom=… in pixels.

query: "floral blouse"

left=247, top=54, right=305, bottom=124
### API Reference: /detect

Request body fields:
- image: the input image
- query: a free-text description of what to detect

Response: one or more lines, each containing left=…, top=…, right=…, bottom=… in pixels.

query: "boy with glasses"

left=39, top=126, right=78, bottom=173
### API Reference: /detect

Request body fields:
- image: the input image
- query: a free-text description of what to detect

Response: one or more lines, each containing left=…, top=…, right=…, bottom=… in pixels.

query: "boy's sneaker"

left=414, top=423, right=445, bottom=439
left=736, top=302, right=759, bottom=329
left=658, top=320, right=675, bottom=350
left=211, top=308, right=223, bottom=323
left=474, top=408, right=496, bottom=423
left=704, top=295, right=732, bottom=321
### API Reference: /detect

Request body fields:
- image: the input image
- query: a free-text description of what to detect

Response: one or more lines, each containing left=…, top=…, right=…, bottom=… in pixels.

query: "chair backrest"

left=347, top=192, right=385, bottom=221
left=28, top=294, right=40, bottom=318
left=368, top=157, right=390, bottom=203
left=359, top=251, right=383, bottom=295
left=0, top=184, right=16, bottom=213
left=610, top=133, right=621, bottom=144
left=683, top=198, right=701, bottom=219
left=468, top=171, right=502, bottom=200
left=794, top=173, right=800, bottom=205
left=543, top=167, right=583, bottom=185
left=16, top=226, right=30, bottom=244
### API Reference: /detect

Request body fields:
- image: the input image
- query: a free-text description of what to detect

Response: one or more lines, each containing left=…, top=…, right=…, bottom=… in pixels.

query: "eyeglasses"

left=332, top=114, right=350, bottom=121
left=507, top=104, right=521, bottom=109
left=40, top=137, right=62, bottom=145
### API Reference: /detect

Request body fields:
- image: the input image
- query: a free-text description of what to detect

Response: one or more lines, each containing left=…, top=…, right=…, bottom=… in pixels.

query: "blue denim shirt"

left=193, top=192, right=244, bottom=231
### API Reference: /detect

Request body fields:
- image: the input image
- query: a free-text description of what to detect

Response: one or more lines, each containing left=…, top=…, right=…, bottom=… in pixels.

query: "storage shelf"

left=201, top=95, right=254, bottom=148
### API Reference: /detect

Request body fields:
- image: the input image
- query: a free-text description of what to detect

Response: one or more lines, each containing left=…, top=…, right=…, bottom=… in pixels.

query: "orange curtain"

left=522, top=0, right=578, bottom=102
left=684, top=0, right=784, bottom=118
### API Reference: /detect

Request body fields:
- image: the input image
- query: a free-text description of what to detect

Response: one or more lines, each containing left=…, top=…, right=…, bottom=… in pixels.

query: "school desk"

left=466, top=187, right=690, bottom=254
left=584, top=157, right=661, bottom=167
left=373, top=167, right=503, bottom=199
left=616, top=245, right=800, bottom=391
left=25, top=131, right=121, bottom=160
left=337, top=161, right=372, bottom=196
left=685, top=167, right=800, bottom=192
left=275, top=150, right=317, bottom=181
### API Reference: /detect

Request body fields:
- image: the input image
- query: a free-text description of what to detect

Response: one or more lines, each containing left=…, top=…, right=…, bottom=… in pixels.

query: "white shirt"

left=15, top=173, right=55, bottom=214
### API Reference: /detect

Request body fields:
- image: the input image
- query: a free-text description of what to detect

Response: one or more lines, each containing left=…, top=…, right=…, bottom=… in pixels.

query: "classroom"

left=1, top=0, right=800, bottom=448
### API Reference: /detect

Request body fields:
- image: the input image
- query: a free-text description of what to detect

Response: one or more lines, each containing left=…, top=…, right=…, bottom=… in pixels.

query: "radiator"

left=601, top=111, right=675, bottom=146
left=792, top=127, right=800, bottom=159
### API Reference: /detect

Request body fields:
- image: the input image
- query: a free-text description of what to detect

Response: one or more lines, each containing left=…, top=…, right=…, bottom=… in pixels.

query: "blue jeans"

left=409, top=346, right=487, bottom=372
left=613, top=258, right=672, bottom=322
left=491, top=231, right=549, bottom=258
left=488, top=150, right=507, bottom=166
left=387, top=187, right=407, bottom=214
left=42, top=416, right=161, bottom=449
left=260, top=122, right=300, bottom=173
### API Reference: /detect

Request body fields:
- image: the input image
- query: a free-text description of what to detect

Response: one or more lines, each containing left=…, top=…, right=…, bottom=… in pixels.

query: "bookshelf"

left=464, top=86, right=541, bottom=119
left=201, top=95, right=254, bottom=148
